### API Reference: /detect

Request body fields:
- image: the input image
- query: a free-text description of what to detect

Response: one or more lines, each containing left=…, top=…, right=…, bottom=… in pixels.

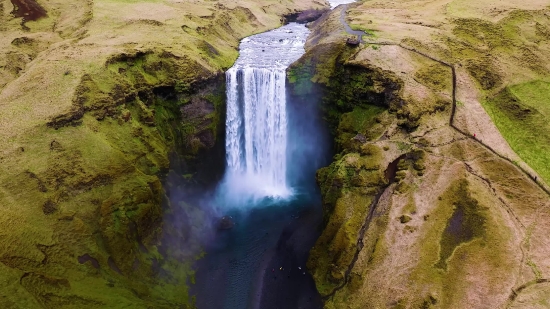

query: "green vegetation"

left=349, top=24, right=377, bottom=37
left=413, top=64, right=452, bottom=91
left=309, top=150, right=386, bottom=295
left=483, top=80, right=550, bottom=182
left=527, top=259, right=542, bottom=280
left=287, top=58, right=315, bottom=96
left=0, top=45, right=226, bottom=308
left=0, top=0, right=330, bottom=306
left=337, top=105, right=386, bottom=148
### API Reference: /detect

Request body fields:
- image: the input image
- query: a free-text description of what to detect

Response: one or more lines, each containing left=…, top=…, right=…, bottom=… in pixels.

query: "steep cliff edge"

left=0, top=0, right=327, bottom=307
left=290, top=3, right=550, bottom=308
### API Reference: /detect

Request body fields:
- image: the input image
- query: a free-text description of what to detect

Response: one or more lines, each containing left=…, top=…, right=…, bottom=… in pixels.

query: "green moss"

left=349, top=24, right=377, bottom=37
left=452, top=18, right=509, bottom=51
left=310, top=149, right=387, bottom=296
left=289, top=42, right=400, bottom=144
left=411, top=150, right=426, bottom=171
left=287, top=58, right=315, bottom=96
left=337, top=106, right=386, bottom=149
left=3, top=108, right=198, bottom=307
left=527, top=259, right=542, bottom=280
left=340, top=106, right=385, bottom=134
left=464, top=57, right=502, bottom=90
left=2, top=48, right=226, bottom=307
left=413, top=64, right=452, bottom=91
left=395, top=181, right=410, bottom=193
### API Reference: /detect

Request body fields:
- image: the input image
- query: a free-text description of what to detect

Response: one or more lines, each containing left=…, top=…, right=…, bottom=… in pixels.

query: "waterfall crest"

left=220, top=23, right=310, bottom=204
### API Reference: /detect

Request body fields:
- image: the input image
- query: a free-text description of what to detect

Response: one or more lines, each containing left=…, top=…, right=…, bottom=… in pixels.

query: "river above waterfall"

left=328, top=0, right=356, bottom=9
left=192, top=21, right=329, bottom=309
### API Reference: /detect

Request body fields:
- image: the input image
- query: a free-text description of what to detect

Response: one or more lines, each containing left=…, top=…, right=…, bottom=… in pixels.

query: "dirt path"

left=339, top=5, right=364, bottom=42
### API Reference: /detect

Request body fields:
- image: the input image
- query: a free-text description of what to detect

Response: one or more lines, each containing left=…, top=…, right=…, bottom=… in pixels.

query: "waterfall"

left=225, top=67, right=289, bottom=196
left=220, top=23, right=310, bottom=203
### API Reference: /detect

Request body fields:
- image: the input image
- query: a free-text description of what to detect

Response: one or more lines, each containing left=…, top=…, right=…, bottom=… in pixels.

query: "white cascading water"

left=221, top=23, right=310, bottom=203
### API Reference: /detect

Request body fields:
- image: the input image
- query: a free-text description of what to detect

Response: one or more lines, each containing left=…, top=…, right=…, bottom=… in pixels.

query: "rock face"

left=289, top=4, right=550, bottom=309
left=217, top=216, right=235, bottom=230
left=0, top=0, right=327, bottom=307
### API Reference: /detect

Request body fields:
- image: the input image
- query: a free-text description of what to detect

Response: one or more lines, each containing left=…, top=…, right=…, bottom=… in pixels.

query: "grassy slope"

left=293, top=2, right=550, bottom=308
left=347, top=0, right=550, bottom=183
left=483, top=79, right=550, bottom=181
left=0, top=0, right=327, bottom=307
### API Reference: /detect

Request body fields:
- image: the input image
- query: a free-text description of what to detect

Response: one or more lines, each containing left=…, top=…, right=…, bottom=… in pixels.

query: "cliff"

left=289, top=2, right=550, bottom=308
left=0, top=0, right=327, bottom=307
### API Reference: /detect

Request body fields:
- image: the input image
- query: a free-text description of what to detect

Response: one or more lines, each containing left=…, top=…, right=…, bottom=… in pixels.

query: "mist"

left=286, top=85, right=332, bottom=193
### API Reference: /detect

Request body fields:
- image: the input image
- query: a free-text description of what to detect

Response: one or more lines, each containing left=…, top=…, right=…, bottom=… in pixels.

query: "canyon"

left=1, top=0, right=550, bottom=308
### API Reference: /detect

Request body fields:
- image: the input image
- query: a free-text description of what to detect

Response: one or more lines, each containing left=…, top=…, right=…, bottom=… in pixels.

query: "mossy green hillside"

left=0, top=112, right=197, bottom=307
left=483, top=80, right=550, bottom=183
left=337, top=105, right=387, bottom=149
left=306, top=3, right=550, bottom=308
left=289, top=20, right=417, bottom=298
left=311, top=146, right=429, bottom=301
left=0, top=0, right=329, bottom=306
left=309, top=148, right=386, bottom=295
left=413, top=64, right=452, bottom=92
left=0, top=47, right=227, bottom=307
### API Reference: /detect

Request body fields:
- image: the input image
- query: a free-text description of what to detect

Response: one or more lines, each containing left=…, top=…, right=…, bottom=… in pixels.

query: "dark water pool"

left=192, top=192, right=323, bottom=309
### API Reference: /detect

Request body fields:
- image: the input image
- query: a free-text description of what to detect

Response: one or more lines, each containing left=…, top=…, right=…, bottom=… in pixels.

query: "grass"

left=413, top=63, right=452, bottom=92
left=309, top=149, right=385, bottom=296
left=349, top=24, right=377, bottom=37
left=337, top=105, right=386, bottom=148
left=482, top=80, right=550, bottom=183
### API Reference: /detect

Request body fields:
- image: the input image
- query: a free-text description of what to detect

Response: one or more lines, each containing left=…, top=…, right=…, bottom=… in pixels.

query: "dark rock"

left=217, top=216, right=235, bottom=230
left=42, top=199, right=57, bottom=215
left=284, top=8, right=330, bottom=24
left=346, top=37, right=360, bottom=46
left=352, top=133, right=367, bottom=143
left=50, top=140, right=62, bottom=151
left=78, top=254, right=100, bottom=269
left=11, top=0, right=48, bottom=23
